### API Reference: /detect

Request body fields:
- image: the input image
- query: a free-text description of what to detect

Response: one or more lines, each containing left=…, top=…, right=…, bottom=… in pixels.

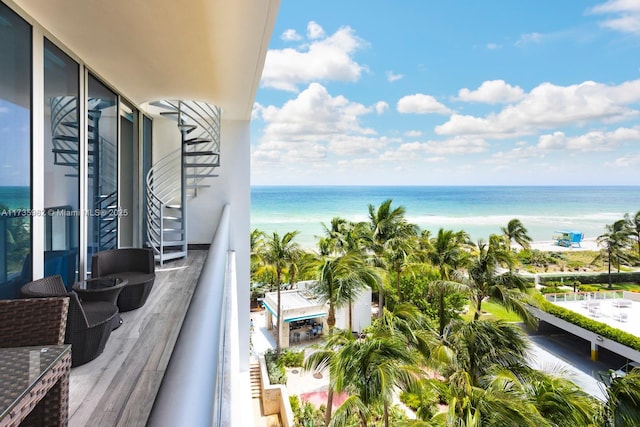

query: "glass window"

left=0, top=2, right=32, bottom=298
left=87, top=75, right=118, bottom=269
left=44, top=38, right=80, bottom=288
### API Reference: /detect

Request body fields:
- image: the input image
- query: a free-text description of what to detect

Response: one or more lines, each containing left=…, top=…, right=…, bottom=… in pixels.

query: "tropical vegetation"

left=250, top=204, right=640, bottom=426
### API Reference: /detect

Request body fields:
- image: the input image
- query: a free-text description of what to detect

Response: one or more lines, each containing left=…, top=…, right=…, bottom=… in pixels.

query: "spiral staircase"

left=145, top=100, right=221, bottom=264
left=50, top=96, right=118, bottom=251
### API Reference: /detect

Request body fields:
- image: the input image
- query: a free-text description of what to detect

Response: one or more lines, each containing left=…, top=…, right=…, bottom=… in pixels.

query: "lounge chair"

left=21, top=275, right=119, bottom=367
left=91, top=248, right=156, bottom=311
left=613, top=312, right=628, bottom=322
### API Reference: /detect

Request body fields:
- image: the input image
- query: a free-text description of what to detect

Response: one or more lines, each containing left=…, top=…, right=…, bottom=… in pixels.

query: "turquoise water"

left=251, top=186, right=640, bottom=249
left=0, top=186, right=30, bottom=210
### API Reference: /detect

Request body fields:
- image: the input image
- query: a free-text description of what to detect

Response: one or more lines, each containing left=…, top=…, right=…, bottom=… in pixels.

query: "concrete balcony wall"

left=259, top=355, right=294, bottom=427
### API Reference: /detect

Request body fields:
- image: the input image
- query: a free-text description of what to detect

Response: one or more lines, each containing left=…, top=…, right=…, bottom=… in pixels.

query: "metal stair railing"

left=146, top=147, right=183, bottom=264
left=50, top=96, right=118, bottom=250
left=145, top=100, right=221, bottom=264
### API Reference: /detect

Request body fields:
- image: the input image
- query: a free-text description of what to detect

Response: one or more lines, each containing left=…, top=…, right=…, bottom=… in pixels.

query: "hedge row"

left=537, top=271, right=640, bottom=286
left=534, top=295, right=640, bottom=352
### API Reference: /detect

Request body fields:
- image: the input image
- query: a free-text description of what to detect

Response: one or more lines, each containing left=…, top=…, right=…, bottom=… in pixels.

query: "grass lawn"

left=462, top=299, right=523, bottom=322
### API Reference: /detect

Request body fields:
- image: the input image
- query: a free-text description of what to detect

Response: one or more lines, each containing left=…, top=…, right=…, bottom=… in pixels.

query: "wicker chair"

left=91, top=248, right=156, bottom=312
left=0, top=297, right=69, bottom=347
left=21, top=275, right=119, bottom=367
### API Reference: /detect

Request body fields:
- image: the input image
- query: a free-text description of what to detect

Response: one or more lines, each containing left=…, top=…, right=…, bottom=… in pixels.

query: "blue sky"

left=251, top=1, right=640, bottom=186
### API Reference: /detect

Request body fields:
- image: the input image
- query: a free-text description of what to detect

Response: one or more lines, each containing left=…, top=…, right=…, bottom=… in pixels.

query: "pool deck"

left=547, top=292, right=640, bottom=337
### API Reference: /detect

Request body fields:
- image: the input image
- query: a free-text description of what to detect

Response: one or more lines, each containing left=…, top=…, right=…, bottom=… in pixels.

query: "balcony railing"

left=147, top=204, right=239, bottom=426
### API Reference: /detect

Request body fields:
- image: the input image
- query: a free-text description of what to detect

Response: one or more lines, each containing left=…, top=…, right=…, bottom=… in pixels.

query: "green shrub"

left=264, top=350, right=287, bottom=385
left=539, top=286, right=570, bottom=294
left=540, top=272, right=640, bottom=286
left=578, top=284, right=600, bottom=292
left=290, top=394, right=324, bottom=427
left=567, top=260, right=585, bottom=270
left=279, top=348, right=305, bottom=367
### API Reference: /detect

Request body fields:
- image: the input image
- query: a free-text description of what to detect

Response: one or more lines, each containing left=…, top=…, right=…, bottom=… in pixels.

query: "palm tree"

left=311, top=251, right=381, bottom=334
left=524, top=369, right=598, bottom=427
left=383, top=228, right=418, bottom=303
left=444, top=319, right=530, bottom=384
left=625, top=210, right=640, bottom=261
left=371, top=303, right=439, bottom=361
left=426, top=320, right=548, bottom=427
left=258, top=230, right=300, bottom=357
left=331, top=333, right=420, bottom=427
left=431, top=369, right=548, bottom=427
left=501, top=218, right=533, bottom=251
left=366, top=199, right=418, bottom=316
left=250, top=228, right=266, bottom=281
left=596, top=219, right=633, bottom=289
left=423, top=228, right=470, bottom=281
left=467, top=235, right=536, bottom=327
left=422, top=229, right=471, bottom=335
left=601, top=370, right=640, bottom=426
left=320, top=216, right=351, bottom=256
left=304, top=330, right=354, bottom=427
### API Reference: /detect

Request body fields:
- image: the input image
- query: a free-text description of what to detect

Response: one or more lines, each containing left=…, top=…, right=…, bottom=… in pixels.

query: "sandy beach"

left=529, top=238, right=599, bottom=252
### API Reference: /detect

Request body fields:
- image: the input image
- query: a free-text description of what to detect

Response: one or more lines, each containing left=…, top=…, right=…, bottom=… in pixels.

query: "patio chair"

left=21, top=275, right=119, bottom=367
left=0, top=297, right=69, bottom=347
left=91, top=248, right=156, bottom=311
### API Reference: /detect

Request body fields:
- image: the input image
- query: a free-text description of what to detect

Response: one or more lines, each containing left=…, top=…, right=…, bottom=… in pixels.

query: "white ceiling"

left=12, top=0, right=280, bottom=120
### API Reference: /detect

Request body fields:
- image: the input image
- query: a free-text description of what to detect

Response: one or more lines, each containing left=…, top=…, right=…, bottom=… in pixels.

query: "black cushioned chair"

left=0, top=297, right=69, bottom=347
left=21, top=275, right=118, bottom=367
left=91, top=248, right=156, bottom=312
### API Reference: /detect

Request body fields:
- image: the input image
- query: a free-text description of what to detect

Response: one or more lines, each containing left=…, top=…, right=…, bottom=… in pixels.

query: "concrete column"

left=266, top=311, right=273, bottom=330
left=281, top=322, right=289, bottom=349
left=591, top=341, right=599, bottom=361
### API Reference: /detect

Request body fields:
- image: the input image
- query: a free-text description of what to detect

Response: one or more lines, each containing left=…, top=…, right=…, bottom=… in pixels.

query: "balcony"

left=68, top=204, right=248, bottom=426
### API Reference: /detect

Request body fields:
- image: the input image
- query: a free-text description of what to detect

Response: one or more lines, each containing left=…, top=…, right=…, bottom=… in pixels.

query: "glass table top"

left=0, top=345, right=70, bottom=420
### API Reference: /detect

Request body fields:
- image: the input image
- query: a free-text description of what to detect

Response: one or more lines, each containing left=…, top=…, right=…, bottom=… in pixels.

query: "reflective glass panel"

left=0, top=3, right=32, bottom=298
left=44, top=38, right=80, bottom=288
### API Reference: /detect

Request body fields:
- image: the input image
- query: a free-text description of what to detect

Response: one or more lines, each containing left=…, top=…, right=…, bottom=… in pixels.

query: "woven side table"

left=0, top=345, right=71, bottom=427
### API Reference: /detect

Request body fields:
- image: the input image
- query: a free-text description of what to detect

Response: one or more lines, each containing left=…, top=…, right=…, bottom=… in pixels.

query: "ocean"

left=251, top=186, right=640, bottom=250
left=0, top=186, right=30, bottom=210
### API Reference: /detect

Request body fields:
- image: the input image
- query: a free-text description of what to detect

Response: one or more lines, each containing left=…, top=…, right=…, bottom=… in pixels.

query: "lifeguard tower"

left=553, top=230, right=584, bottom=248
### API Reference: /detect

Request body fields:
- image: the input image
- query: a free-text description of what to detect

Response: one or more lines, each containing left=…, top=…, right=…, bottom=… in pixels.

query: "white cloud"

left=261, top=83, right=374, bottom=138
left=515, top=32, right=543, bottom=47
left=252, top=102, right=264, bottom=121
left=486, top=43, right=501, bottom=50
left=404, top=130, right=422, bottom=137
left=386, top=71, right=404, bottom=82
left=397, top=94, right=452, bottom=115
left=485, top=144, right=545, bottom=165
left=537, top=127, right=640, bottom=151
left=281, top=29, right=302, bottom=41
left=380, top=137, right=488, bottom=162
left=437, top=79, right=640, bottom=137
left=307, top=21, right=326, bottom=39
left=261, top=25, right=367, bottom=92
left=374, top=101, right=388, bottom=114
left=457, top=80, right=525, bottom=104
left=589, top=0, right=640, bottom=36
left=610, top=153, right=640, bottom=167
left=328, top=135, right=393, bottom=156
left=254, top=83, right=394, bottom=166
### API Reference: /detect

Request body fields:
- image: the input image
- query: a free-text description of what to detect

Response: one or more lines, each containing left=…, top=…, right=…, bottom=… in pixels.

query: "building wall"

left=334, top=287, right=372, bottom=333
